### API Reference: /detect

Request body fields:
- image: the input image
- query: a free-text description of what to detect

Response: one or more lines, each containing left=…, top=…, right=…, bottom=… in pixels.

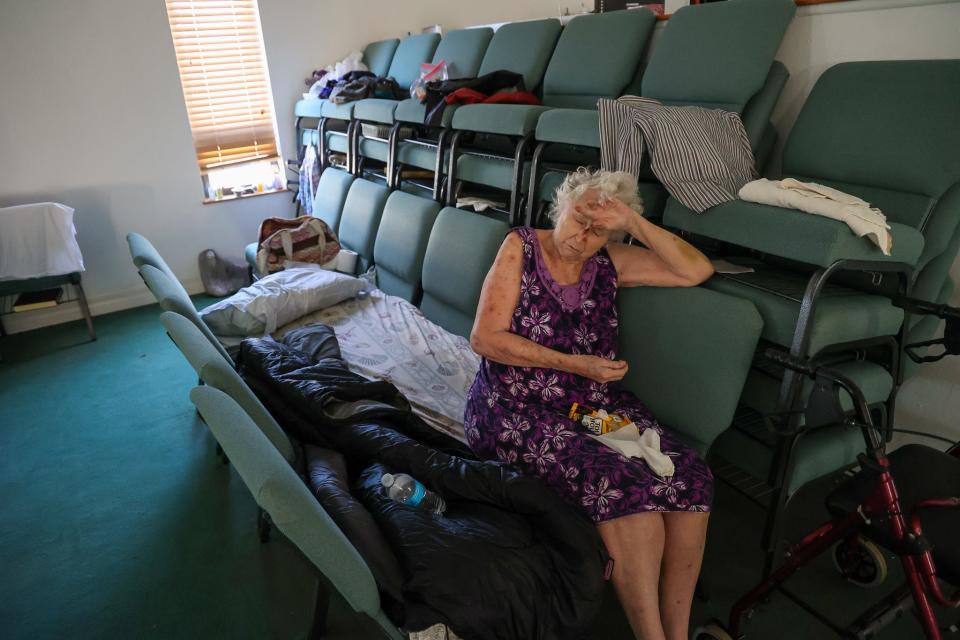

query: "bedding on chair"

left=238, top=329, right=608, bottom=640
left=276, top=289, right=480, bottom=442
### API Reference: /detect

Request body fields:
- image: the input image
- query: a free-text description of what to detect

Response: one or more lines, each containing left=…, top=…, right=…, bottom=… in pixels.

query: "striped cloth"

left=598, top=96, right=758, bottom=213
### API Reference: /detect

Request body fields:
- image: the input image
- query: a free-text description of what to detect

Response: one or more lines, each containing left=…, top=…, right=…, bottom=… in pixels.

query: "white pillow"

left=200, top=267, right=365, bottom=336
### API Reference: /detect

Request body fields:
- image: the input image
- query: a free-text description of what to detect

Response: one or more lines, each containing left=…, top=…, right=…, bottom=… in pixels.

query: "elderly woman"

left=464, top=169, right=715, bottom=640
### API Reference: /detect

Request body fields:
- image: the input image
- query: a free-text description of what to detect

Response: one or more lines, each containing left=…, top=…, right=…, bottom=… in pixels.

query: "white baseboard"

left=1, top=277, right=206, bottom=335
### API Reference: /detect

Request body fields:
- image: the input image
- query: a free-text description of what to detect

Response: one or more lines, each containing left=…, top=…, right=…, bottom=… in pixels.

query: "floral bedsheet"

left=275, top=290, right=479, bottom=442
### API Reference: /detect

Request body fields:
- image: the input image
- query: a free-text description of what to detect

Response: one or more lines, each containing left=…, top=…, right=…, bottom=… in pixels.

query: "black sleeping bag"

left=238, top=326, right=609, bottom=640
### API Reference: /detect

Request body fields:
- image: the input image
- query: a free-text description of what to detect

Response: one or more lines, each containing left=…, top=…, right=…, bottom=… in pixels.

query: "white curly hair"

left=548, top=168, right=644, bottom=241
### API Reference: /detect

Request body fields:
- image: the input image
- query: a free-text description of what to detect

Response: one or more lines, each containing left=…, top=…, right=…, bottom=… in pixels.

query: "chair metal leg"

left=386, top=122, right=402, bottom=189
left=317, top=119, right=329, bottom=170
left=433, top=128, right=450, bottom=202
left=526, top=141, right=548, bottom=228
left=257, top=507, right=272, bottom=543
left=74, top=280, right=96, bottom=341
left=348, top=120, right=362, bottom=175
left=445, top=130, right=463, bottom=207
left=509, top=135, right=532, bottom=226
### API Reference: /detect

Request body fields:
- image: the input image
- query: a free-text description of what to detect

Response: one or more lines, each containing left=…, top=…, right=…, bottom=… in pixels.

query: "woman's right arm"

left=469, top=232, right=627, bottom=383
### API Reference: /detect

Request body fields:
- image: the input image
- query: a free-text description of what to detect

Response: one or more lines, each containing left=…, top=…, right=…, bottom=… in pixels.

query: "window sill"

left=203, top=187, right=288, bottom=206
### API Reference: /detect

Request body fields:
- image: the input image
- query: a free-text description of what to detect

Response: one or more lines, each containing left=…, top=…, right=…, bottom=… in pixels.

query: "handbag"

left=256, top=216, right=340, bottom=275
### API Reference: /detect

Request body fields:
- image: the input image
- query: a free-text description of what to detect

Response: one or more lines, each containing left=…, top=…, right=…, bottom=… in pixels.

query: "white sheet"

left=276, top=289, right=480, bottom=442
left=0, top=202, right=85, bottom=280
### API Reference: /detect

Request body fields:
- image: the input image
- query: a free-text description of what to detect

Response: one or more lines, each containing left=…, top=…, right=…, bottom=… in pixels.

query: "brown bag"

left=256, top=216, right=340, bottom=275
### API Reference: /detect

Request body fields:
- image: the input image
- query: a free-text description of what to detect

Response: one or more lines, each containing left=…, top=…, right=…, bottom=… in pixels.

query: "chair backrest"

left=431, top=27, right=493, bottom=78
left=477, top=19, right=562, bottom=93
left=541, top=10, right=655, bottom=109
left=294, top=98, right=325, bottom=119
left=337, top=179, right=390, bottom=274
left=138, top=264, right=234, bottom=366
left=373, top=191, right=441, bottom=303
left=189, top=387, right=402, bottom=640
left=127, top=232, right=190, bottom=300
left=385, top=33, right=441, bottom=90
left=160, top=311, right=296, bottom=463
left=362, top=38, right=400, bottom=78
left=739, top=61, right=790, bottom=155
left=420, top=207, right=509, bottom=338
left=641, top=0, right=796, bottom=113
left=783, top=60, right=960, bottom=254
left=312, top=168, right=356, bottom=234
left=618, top=286, right=763, bottom=455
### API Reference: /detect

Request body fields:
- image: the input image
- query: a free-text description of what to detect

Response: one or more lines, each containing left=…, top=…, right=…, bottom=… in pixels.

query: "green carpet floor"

left=0, top=302, right=954, bottom=639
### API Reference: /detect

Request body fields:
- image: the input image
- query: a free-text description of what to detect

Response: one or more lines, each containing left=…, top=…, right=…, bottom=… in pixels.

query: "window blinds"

left=165, top=0, right=280, bottom=170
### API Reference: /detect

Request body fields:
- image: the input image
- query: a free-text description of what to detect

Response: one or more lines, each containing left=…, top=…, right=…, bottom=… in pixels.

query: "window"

left=165, top=0, right=284, bottom=202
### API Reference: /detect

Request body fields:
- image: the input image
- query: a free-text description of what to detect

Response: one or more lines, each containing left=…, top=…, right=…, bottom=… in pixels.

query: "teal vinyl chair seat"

left=740, top=359, right=892, bottom=420
left=190, top=387, right=405, bottom=640
left=664, top=199, right=925, bottom=269
left=535, top=108, right=602, bottom=148
left=244, top=242, right=258, bottom=273
left=712, top=416, right=864, bottom=497
left=353, top=99, right=403, bottom=126
left=373, top=191, right=441, bottom=303
left=321, top=101, right=357, bottom=120
left=394, top=98, right=456, bottom=128
left=451, top=104, right=552, bottom=137
left=617, top=285, right=763, bottom=456
left=705, top=270, right=905, bottom=355
left=420, top=207, right=510, bottom=338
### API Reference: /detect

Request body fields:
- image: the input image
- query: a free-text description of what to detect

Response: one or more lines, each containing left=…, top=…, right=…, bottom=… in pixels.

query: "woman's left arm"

left=605, top=206, right=714, bottom=288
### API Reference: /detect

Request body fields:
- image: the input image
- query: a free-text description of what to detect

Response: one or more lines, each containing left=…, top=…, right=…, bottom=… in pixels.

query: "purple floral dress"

left=464, top=228, right=713, bottom=523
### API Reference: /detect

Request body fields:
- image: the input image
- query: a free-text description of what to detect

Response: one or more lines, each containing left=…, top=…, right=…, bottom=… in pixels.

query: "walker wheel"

left=832, top=536, right=888, bottom=588
left=693, top=621, right=735, bottom=640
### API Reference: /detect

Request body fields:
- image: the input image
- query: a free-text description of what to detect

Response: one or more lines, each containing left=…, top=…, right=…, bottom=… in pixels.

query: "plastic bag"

left=410, top=60, right=448, bottom=101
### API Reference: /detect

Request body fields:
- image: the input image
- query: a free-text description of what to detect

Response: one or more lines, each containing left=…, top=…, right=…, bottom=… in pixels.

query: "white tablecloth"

left=0, top=202, right=85, bottom=281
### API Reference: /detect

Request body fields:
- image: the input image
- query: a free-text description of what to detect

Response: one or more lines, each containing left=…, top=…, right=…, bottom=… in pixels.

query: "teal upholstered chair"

left=618, top=286, right=763, bottom=456
left=435, top=18, right=563, bottom=217
left=388, top=27, right=494, bottom=198
left=244, top=167, right=356, bottom=277
left=321, top=34, right=440, bottom=174
left=662, top=59, right=960, bottom=575
left=419, top=207, right=510, bottom=338
left=528, top=0, right=795, bottom=225
left=448, top=10, right=655, bottom=222
left=372, top=191, right=441, bottom=303
left=138, top=264, right=234, bottom=366
left=160, top=311, right=295, bottom=464
left=191, top=386, right=405, bottom=640
left=127, top=232, right=191, bottom=301
left=337, top=179, right=390, bottom=274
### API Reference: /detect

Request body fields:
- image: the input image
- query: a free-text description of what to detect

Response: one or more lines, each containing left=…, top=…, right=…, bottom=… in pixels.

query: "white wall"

left=0, top=0, right=570, bottom=333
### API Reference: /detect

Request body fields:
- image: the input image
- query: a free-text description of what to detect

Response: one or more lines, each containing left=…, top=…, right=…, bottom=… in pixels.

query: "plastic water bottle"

left=381, top=473, right=446, bottom=515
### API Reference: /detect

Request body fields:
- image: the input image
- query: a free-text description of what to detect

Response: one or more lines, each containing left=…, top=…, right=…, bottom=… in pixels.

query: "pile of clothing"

left=420, top=70, right=542, bottom=126
left=239, top=325, right=609, bottom=640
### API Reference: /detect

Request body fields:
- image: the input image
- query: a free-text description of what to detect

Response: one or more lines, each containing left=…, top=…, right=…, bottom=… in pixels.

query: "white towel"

left=590, top=422, right=675, bottom=478
left=739, top=178, right=893, bottom=255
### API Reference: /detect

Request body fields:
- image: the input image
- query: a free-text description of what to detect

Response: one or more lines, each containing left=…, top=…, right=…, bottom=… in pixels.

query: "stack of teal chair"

left=662, top=59, right=960, bottom=575
left=527, top=0, right=796, bottom=226
left=446, top=13, right=656, bottom=222
left=320, top=33, right=440, bottom=175
left=349, top=27, right=495, bottom=192
left=291, top=38, right=399, bottom=177
left=390, top=19, right=564, bottom=206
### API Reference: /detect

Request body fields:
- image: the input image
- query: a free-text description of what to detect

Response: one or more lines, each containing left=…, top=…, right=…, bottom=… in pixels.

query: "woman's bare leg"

left=597, top=512, right=667, bottom=640
left=659, top=512, right=710, bottom=640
